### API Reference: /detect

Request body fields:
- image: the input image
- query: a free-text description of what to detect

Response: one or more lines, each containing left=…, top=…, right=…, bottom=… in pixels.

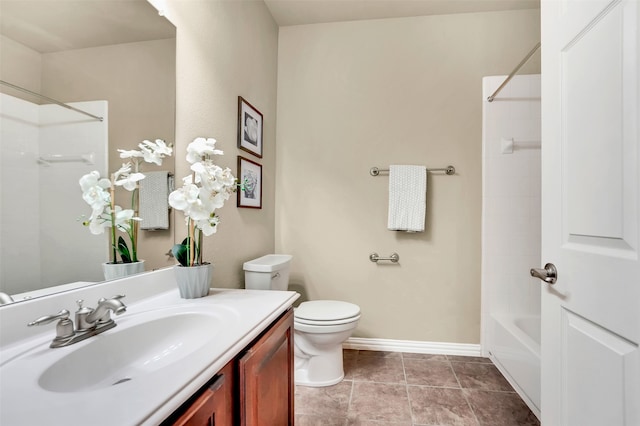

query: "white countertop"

left=0, top=271, right=299, bottom=426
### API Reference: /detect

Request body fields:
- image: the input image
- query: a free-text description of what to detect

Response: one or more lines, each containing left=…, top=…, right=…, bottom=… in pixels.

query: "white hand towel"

left=139, top=171, right=170, bottom=230
left=387, top=165, right=426, bottom=232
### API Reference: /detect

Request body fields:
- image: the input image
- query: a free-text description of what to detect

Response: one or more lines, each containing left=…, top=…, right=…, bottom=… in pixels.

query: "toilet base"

left=295, top=370, right=344, bottom=387
left=294, top=346, right=345, bottom=387
left=294, top=332, right=347, bottom=387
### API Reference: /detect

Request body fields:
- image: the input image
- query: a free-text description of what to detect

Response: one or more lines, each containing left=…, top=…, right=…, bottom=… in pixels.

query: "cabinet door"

left=169, top=360, right=235, bottom=426
left=239, top=309, right=294, bottom=426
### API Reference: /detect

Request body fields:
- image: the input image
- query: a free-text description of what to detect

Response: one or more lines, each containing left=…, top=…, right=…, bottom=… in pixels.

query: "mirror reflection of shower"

left=0, top=92, right=108, bottom=296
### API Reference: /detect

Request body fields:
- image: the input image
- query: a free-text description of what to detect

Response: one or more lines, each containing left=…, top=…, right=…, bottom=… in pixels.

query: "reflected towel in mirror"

left=139, top=171, right=170, bottom=230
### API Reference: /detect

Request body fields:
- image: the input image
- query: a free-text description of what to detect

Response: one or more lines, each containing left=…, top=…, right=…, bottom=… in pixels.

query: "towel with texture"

left=139, top=171, right=170, bottom=230
left=387, top=165, right=426, bottom=232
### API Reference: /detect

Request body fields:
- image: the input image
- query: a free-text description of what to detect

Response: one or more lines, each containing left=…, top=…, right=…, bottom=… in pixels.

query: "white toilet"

left=243, top=254, right=361, bottom=387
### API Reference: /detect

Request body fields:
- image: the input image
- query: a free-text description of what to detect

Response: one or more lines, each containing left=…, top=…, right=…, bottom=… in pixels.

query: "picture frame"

left=237, top=96, right=263, bottom=158
left=237, top=156, right=262, bottom=209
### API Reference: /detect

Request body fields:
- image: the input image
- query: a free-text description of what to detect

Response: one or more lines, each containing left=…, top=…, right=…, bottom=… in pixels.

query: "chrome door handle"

left=530, top=263, right=557, bottom=284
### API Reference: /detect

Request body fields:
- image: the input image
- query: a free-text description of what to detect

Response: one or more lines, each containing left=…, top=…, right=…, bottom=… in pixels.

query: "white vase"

left=102, top=260, right=145, bottom=281
left=174, top=263, right=213, bottom=299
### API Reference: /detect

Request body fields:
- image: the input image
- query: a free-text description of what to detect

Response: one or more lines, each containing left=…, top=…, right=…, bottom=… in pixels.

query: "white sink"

left=39, top=311, right=224, bottom=393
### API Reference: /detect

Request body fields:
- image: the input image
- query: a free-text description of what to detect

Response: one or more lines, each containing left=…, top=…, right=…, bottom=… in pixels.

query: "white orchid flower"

left=113, top=163, right=132, bottom=181
left=196, top=215, right=220, bottom=236
left=80, top=171, right=110, bottom=211
left=79, top=170, right=110, bottom=193
left=109, top=206, right=137, bottom=231
left=132, top=139, right=172, bottom=166
left=115, top=172, right=145, bottom=191
left=207, top=166, right=236, bottom=193
left=186, top=137, right=223, bottom=164
left=169, top=182, right=200, bottom=212
left=141, top=139, right=173, bottom=156
left=88, top=212, right=109, bottom=235
left=118, top=149, right=144, bottom=159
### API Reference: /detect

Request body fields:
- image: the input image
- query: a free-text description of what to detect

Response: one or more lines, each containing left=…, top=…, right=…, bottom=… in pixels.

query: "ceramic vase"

left=102, top=260, right=145, bottom=281
left=174, top=263, right=213, bottom=299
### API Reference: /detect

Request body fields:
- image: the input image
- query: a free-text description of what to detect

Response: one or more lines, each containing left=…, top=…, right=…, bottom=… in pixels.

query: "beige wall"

left=0, top=35, right=42, bottom=95
left=164, top=0, right=279, bottom=288
left=276, top=9, right=540, bottom=343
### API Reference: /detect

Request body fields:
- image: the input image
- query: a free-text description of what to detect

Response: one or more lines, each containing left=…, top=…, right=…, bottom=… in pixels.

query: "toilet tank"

left=243, top=254, right=292, bottom=291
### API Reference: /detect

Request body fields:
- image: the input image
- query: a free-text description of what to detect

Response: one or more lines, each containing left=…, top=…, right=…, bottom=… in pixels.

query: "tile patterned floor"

left=295, top=350, right=540, bottom=426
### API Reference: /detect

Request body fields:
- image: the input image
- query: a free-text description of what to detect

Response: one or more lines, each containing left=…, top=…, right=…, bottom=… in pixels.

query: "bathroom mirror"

left=0, top=0, right=176, bottom=303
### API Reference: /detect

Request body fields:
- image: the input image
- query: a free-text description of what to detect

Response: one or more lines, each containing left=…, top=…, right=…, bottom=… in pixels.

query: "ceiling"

left=263, top=0, right=540, bottom=27
left=0, top=0, right=175, bottom=54
left=0, top=0, right=540, bottom=54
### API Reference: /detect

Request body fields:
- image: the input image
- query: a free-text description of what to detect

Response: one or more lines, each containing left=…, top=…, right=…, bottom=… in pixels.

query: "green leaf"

left=171, top=243, right=189, bottom=267
left=172, top=236, right=201, bottom=266
left=117, top=236, right=131, bottom=263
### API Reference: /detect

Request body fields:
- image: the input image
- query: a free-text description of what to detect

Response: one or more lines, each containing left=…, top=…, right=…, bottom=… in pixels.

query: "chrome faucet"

left=86, top=296, right=126, bottom=323
left=28, top=295, right=126, bottom=348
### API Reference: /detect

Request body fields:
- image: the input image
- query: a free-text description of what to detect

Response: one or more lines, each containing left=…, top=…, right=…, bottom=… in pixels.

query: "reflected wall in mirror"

left=0, top=0, right=176, bottom=302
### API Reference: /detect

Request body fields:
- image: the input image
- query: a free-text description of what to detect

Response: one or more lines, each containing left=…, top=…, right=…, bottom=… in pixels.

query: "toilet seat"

left=294, top=300, right=361, bottom=326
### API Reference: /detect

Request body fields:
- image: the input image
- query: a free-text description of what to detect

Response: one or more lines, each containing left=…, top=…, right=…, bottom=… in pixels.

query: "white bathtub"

left=489, top=314, right=541, bottom=418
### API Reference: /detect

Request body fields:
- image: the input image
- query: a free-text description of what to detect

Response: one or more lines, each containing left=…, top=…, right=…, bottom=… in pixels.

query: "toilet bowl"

left=243, top=255, right=361, bottom=387
left=293, top=300, right=360, bottom=387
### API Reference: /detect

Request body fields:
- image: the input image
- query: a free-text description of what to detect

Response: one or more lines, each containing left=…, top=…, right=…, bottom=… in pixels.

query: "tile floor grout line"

left=400, top=352, right=417, bottom=426
left=345, top=378, right=355, bottom=426
left=448, top=355, right=482, bottom=426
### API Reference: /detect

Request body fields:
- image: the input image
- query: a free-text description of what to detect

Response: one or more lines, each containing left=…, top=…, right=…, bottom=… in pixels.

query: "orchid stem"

left=109, top=174, right=117, bottom=263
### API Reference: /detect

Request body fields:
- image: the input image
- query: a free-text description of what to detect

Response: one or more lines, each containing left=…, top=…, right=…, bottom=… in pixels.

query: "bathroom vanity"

left=0, top=268, right=299, bottom=425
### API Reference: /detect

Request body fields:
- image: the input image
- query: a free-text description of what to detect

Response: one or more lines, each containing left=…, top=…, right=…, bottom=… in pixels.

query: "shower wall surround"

left=481, top=74, right=541, bottom=321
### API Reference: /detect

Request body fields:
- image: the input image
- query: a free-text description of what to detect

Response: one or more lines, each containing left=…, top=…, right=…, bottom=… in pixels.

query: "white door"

left=540, top=0, right=640, bottom=425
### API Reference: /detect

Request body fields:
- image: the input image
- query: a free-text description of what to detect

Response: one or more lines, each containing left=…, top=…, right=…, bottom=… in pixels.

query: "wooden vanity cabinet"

left=239, top=307, right=294, bottom=425
left=166, top=360, right=235, bottom=426
left=163, top=308, right=294, bottom=426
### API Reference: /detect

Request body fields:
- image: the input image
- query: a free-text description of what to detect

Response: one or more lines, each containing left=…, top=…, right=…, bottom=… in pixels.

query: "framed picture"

left=237, top=96, right=263, bottom=158
left=237, top=156, right=262, bottom=209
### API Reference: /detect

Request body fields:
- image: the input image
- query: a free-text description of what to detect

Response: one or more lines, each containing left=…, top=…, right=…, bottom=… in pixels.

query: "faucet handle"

left=28, top=309, right=75, bottom=340
left=28, top=309, right=70, bottom=326
left=107, top=294, right=126, bottom=300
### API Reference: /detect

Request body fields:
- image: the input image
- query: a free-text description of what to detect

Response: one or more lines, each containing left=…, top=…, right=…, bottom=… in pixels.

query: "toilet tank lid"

left=295, top=300, right=361, bottom=322
left=243, top=254, right=292, bottom=272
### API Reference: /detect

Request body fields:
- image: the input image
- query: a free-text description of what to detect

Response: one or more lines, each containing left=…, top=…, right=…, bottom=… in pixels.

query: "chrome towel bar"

left=369, top=253, right=399, bottom=263
left=370, top=166, right=455, bottom=176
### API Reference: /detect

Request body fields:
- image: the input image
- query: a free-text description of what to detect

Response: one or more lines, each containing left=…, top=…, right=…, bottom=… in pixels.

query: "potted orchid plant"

left=79, top=139, right=172, bottom=280
left=169, top=137, right=237, bottom=298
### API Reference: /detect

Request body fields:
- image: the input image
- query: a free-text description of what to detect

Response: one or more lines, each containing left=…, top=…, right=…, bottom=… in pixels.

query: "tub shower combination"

left=481, top=72, right=542, bottom=418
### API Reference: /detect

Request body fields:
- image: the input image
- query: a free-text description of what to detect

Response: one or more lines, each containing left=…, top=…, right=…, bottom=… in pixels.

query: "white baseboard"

left=344, top=337, right=481, bottom=357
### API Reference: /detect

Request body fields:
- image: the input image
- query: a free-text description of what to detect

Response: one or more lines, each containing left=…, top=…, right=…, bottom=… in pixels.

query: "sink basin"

left=39, top=311, right=226, bottom=393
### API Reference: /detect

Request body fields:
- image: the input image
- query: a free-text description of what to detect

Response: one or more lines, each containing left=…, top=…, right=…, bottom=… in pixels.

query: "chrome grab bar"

left=369, top=253, right=400, bottom=263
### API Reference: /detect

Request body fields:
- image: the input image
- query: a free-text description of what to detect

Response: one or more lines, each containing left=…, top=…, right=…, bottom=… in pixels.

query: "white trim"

left=344, top=337, right=481, bottom=357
